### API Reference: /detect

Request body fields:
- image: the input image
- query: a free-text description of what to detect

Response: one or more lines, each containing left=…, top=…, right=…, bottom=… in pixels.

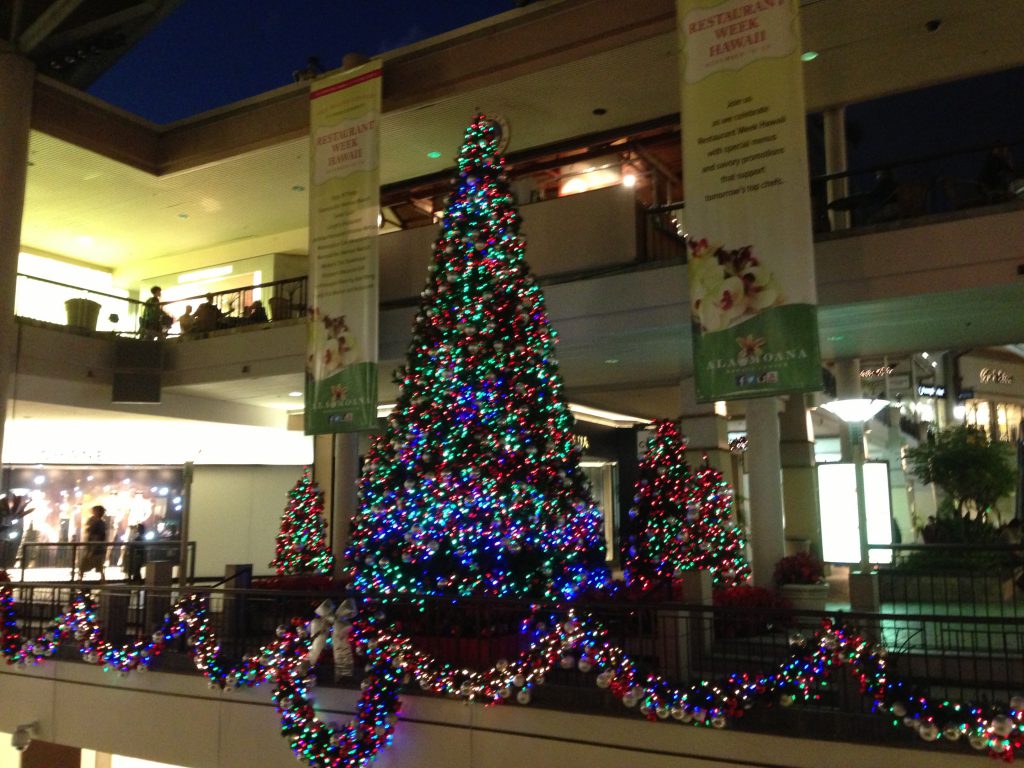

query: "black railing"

left=4, top=581, right=1023, bottom=755
left=162, top=276, right=308, bottom=337
left=814, top=137, right=1024, bottom=232
left=869, top=543, right=1024, bottom=617
left=15, top=273, right=145, bottom=335
left=16, top=540, right=196, bottom=584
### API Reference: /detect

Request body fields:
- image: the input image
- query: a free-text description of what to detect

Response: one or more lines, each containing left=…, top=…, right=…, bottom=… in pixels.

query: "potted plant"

left=773, top=551, right=829, bottom=613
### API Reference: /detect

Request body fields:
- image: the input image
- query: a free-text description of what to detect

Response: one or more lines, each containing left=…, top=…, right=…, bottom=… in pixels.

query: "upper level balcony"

left=11, top=139, right=1024, bottom=425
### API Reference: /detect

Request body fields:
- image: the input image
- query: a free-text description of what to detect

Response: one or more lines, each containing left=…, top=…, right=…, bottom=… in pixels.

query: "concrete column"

left=745, top=397, right=786, bottom=587
left=679, top=378, right=732, bottom=486
left=312, top=433, right=335, bottom=521
left=0, top=52, right=34, bottom=463
left=834, top=358, right=861, bottom=462
left=823, top=106, right=850, bottom=231
left=779, top=394, right=821, bottom=557
left=331, top=433, right=360, bottom=577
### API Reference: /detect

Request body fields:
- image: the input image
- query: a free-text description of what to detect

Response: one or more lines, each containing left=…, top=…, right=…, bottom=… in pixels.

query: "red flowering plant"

left=712, top=584, right=788, bottom=638
left=772, top=551, right=825, bottom=587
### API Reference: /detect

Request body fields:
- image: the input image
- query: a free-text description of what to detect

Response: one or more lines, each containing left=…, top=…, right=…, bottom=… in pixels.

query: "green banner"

left=678, top=0, right=822, bottom=402
left=305, top=61, right=381, bottom=434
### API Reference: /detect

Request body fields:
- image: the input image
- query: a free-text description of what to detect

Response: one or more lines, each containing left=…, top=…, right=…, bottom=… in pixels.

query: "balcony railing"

left=814, top=137, right=1024, bottom=233
left=4, top=581, right=1022, bottom=757
left=10, top=540, right=196, bottom=583
left=15, top=272, right=143, bottom=335
left=13, top=274, right=309, bottom=338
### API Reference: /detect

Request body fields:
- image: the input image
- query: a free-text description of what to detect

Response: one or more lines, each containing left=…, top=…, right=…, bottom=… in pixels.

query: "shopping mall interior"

left=1, top=1, right=1024, bottom=766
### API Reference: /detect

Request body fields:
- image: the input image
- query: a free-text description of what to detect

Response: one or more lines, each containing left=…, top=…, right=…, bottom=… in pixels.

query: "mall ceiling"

left=12, top=0, right=1024, bottom=425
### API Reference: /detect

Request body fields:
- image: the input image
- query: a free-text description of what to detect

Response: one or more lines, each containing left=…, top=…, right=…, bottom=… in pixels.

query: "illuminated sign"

left=917, top=385, right=946, bottom=398
left=980, top=368, right=1015, bottom=385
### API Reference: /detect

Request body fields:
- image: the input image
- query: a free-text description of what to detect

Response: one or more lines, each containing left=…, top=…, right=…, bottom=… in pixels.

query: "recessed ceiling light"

left=288, top=391, right=303, bottom=397
left=292, top=185, right=305, bottom=192
left=178, top=212, right=189, bottom=219
left=604, top=358, right=619, bottom=365
left=427, top=151, right=442, bottom=159
left=800, top=51, right=818, bottom=62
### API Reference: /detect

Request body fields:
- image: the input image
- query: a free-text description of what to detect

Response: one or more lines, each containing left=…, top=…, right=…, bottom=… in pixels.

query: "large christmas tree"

left=348, top=115, right=607, bottom=600
left=271, top=468, right=334, bottom=576
left=622, top=419, right=749, bottom=589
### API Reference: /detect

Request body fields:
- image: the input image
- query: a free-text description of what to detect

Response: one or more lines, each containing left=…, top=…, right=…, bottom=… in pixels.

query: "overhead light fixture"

left=819, top=398, right=889, bottom=424
left=622, top=173, right=637, bottom=188
left=177, top=212, right=189, bottom=219
left=427, top=151, right=442, bottom=159
left=569, top=403, right=651, bottom=428
left=800, top=50, right=819, bottom=62
left=292, top=185, right=305, bottom=192
left=288, top=391, right=303, bottom=397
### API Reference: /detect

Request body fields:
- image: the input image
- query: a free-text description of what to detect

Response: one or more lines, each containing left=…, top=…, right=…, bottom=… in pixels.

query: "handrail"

left=15, top=273, right=144, bottom=306
left=18, top=540, right=196, bottom=583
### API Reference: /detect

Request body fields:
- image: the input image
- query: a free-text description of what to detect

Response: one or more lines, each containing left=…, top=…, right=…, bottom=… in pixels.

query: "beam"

left=17, top=0, right=85, bottom=54
left=35, top=1, right=156, bottom=53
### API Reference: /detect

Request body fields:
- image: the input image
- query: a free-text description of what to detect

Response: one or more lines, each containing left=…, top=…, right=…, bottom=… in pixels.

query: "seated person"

left=178, top=305, right=195, bottom=335
left=978, top=145, right=1016, bottom=201
left=246, top=300, right=269, bottom=324
left=193, top=294, right=223, bottom=332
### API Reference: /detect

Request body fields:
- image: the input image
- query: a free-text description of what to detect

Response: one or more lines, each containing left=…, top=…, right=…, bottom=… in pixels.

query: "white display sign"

left=817, top=461, right=893, bottom=564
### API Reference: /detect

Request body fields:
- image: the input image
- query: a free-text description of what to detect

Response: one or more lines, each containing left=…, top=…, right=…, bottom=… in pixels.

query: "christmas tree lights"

left=348, top=115, right=608, bottom=600
left=622, top=420, right=750, bottom=590
left=272, top=467, right=334, bottom=576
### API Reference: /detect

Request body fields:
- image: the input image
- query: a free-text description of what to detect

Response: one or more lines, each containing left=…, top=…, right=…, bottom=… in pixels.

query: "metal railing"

left=814, top=137, right=1024, bottom=232
left=167, top=276, right=308, bottom=336
left=869, top=543, right=1024, bottom=618
left=13, top=274, right=308, bottom=339
left=15, top=540, right=196, bottom=584
left=14, top=273, right=144, bottom=335
left=4, top=581, right=1022, bottom=754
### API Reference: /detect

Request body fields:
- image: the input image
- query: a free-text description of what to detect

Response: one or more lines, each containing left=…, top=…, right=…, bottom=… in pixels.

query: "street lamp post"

left=821, top=398, right=889, bottom=571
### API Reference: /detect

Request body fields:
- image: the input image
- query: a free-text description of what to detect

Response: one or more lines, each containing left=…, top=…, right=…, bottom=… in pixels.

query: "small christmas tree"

left=348, top=115, right=608, bottom=600
left=622, top=419, right=749, bottom=590
left=271, top=467, right=334, bottom=576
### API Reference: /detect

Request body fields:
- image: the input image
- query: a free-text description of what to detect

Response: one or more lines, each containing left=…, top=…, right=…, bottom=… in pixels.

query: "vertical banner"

left=305, top=61, right=382, bottom=433
left=678, top=0, right=821, bottom=402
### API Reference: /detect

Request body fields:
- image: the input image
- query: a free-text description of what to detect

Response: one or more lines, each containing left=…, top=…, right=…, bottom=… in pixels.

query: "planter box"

left=779, top=583, right=829, bottom=612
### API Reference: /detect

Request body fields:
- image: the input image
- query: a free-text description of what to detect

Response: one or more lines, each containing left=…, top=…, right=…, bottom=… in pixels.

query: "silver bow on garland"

left=305, top=598, right=357, bottom=680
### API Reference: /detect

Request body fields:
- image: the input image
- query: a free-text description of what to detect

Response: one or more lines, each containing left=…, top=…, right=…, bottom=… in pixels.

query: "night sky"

left=88, top=0, right=518, bottom=124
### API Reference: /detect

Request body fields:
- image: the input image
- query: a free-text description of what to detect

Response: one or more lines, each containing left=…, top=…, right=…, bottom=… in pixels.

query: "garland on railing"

left=2, top=581, right=1023, bottom=765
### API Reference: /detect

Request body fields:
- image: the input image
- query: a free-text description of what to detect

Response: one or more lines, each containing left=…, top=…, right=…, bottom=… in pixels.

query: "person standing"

left=125, top=524, right=146, bottom=582
left=140, top=286, right=172, bottom=340
left=79, top=505, right=108, bottom=581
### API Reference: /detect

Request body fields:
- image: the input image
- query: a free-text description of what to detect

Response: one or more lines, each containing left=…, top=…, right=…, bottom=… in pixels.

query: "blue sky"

left=88, top=0, right=516, bottom=124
